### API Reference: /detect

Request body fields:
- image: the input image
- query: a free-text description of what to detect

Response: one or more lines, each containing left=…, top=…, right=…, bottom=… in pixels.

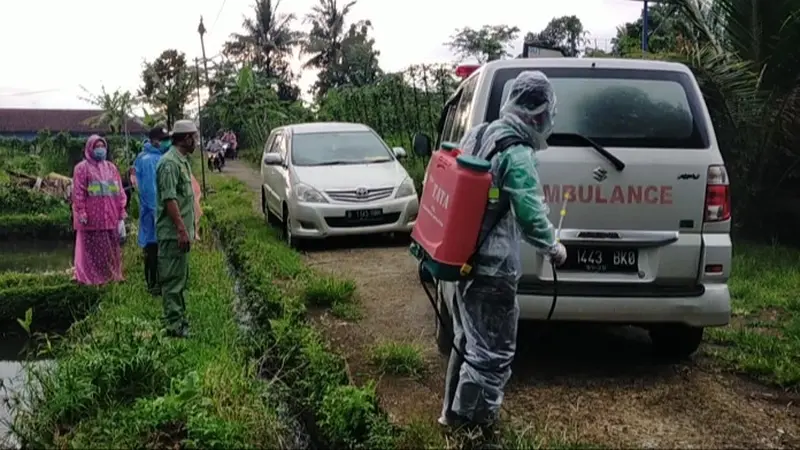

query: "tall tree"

left=223, top=0, right=303, bottom=85
left=611, top=4, right=683, bottom=55
left=139, top=49, right=195, bottom=128
left=337, top=20, right=382, bottom=87
left=446, top=25, right=520, bottom=63
left=525, top=15, right=587, bottom=57
left=302, top=0, right=380, bottom=98
left=79, top=86, right=136, bottom=134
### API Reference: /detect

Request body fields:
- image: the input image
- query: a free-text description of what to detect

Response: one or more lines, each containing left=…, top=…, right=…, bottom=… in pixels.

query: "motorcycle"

left=207, top=149, right=224, bottom=172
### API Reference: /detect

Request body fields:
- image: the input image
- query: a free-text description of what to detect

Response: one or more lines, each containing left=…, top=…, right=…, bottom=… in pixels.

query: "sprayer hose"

left=420, top=260, right=559, bottom=375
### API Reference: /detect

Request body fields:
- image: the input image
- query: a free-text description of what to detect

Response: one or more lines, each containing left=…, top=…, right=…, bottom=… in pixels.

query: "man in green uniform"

left=155, top=119, right=197, bottom=337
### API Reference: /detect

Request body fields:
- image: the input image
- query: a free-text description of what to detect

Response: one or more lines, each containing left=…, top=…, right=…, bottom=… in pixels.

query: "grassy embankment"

left=9, top=234, right=304, bottom=448
left=706, top=243, right=800, bottom=389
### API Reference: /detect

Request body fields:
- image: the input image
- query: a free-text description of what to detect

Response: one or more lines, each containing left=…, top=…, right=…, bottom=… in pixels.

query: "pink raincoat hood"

left=84, top=135, right=107, bottom=162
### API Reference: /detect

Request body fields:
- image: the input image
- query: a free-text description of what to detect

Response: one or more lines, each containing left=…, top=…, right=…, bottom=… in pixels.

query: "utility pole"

left=197, top=17, right=212, bottom=94
left=642, top=0, right=649, bottom=52
left=194, top=57, right=207, bottom=196
left=630, top=0, right=665, bottom=53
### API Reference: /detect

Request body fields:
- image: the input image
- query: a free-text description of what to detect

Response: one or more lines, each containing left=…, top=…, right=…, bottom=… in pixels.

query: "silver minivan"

left=413, top=57, right=732, bottom=357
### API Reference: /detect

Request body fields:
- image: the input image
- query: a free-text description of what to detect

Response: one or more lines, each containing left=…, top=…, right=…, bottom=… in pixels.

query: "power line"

left=0, top=88, right=66, bottom=97
left=210, top=0, right=228, bottom=32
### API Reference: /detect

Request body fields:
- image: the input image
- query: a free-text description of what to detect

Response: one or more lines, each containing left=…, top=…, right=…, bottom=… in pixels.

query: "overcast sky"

left=0, top=0, right=644, bottom=110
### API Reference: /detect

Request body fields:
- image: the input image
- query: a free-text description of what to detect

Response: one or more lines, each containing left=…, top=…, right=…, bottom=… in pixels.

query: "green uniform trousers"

left=158, top=239, right=189, bottom=333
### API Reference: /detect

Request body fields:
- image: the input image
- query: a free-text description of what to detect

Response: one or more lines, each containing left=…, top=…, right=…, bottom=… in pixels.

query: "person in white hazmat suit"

left=439, top=71, right=568, bottom=430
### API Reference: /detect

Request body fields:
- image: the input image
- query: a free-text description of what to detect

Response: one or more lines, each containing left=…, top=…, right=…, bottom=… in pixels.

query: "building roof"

left=0, top=108, right=147, bottom=134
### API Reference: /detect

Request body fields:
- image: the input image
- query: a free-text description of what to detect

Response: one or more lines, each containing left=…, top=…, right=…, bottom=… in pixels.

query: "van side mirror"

left=412, top=133, right=432, bottom=157
left=263, top=153, right=283, bottom=165
left=392, top=147, right=407, bottom=159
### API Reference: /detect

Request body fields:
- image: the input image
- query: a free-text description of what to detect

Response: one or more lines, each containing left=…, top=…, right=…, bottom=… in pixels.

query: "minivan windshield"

left=291, top=131, right=394, bottom=166
left=490, top=67, right=709, bottom=149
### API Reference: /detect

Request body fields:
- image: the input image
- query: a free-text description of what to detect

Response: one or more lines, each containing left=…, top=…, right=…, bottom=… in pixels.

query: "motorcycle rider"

left=222, top=130, right=238, bottom=159
left=205, top=131, right=225, bottom=170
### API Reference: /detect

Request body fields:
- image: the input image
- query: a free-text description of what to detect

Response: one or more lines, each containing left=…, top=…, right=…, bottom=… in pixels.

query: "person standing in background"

left=133, top=126, right=171, bottom=295
left=71, top=135, right=127, bottom=285
left=155, top=120, right=197, bottom=338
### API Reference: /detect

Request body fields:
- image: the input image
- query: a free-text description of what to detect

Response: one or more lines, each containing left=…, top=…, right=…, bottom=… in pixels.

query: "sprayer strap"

left=466, top=135, right=533, bottom=271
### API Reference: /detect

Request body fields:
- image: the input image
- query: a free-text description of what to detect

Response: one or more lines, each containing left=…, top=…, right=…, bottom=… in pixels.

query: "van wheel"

left=649, top=325, right=704, bottom=359
left=262, top=189, right=277, bottom=226
left=435, top=283, right=454, bottom=356
left=282, top=205, right=301, bottom=249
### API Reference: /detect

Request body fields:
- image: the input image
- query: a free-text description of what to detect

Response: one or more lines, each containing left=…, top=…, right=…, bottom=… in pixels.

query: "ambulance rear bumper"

left=516, top=282, right=730, bottom=327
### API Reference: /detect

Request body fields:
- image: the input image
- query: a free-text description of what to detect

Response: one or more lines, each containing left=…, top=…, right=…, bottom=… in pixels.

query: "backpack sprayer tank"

left=410, top=143, right=493, bottom=281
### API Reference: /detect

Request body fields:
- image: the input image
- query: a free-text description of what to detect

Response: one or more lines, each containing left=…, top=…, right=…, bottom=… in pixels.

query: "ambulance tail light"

left=455, top=64, right=480, bottom=79
left=704, top=165, right=731, bottom=222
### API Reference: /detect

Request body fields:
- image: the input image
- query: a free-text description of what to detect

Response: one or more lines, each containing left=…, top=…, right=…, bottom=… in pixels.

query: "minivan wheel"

left=435, top=283, right=454, bottom=356
left=262, top=189, right=278, bottom=226
left=282, top=205, right=301, bottom=249
left=649, top=324, right=704, bottom=359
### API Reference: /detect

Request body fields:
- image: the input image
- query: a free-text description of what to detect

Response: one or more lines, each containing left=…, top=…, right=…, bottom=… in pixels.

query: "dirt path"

left=224, top=159, right=800, bottom=448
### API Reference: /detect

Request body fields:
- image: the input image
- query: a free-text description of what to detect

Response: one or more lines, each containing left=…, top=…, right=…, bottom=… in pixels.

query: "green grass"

left=10, top=236, right=294, bottom=448
left=370, top=341, right=426, bottom=378
left=705, top=242, right=800, bottom=388
left=0, top=272, right=101, bottom=333
left=202, top=173, right=402, bottom=448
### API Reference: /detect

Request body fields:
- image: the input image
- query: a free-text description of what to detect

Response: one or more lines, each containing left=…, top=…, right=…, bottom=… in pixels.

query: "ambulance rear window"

left=487, top=67, right=709, bottom=149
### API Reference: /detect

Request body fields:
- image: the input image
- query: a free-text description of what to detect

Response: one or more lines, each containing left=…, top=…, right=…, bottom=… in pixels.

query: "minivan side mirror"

left=412, top=133, right=432, bottom=157
left=392, top=147, right=407, bottom=159
left=263, top=153, right=283, bottom=165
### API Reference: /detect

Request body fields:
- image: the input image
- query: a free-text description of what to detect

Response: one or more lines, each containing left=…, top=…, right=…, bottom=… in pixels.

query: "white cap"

left=171, top=119, right=198, bottom=134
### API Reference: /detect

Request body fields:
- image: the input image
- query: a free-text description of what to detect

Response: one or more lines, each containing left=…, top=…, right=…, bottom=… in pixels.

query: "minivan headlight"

left=294, top=183, right=327, bottom=203
left=395, top=177, right=416, bottom=198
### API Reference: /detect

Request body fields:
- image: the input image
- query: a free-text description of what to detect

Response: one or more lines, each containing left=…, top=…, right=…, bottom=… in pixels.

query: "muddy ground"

left=224, top=160, right=799, bottom=449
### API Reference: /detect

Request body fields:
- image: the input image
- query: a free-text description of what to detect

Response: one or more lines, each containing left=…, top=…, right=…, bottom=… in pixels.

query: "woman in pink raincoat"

left=71, top=135, right=127, bottom=285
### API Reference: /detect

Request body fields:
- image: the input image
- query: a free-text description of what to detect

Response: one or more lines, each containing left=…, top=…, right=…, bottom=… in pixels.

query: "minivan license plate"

left=346, top=208, right=383, bottom=221
left=561, top=246, right=638, bottom=273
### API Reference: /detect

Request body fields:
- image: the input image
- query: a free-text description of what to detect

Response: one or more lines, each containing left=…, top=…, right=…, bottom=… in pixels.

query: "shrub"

left=370, top=341, right=426, bottom=378
left=304, top=276, right=357, bottom=308
left=0, top=273, right=101, bottom=333
left=0, top=212, right=72, bottom=239
left=0, top=184, right=69, bottom=215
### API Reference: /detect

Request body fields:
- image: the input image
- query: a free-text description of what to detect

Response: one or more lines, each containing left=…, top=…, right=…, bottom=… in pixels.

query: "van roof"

left=478, top=57, right=692, bottom=75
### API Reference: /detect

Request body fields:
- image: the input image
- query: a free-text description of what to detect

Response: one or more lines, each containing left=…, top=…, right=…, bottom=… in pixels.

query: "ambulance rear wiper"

left=551, top=133, right=625, bottom=171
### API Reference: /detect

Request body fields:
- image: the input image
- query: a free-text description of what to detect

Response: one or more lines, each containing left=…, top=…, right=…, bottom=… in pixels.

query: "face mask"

left=92, top=147, right=107, bottom=161
left=159, top=139, right=172, bottom=152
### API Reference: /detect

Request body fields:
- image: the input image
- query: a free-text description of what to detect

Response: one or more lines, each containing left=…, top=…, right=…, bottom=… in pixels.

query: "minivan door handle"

left=559, top=230, right=679, bottom=248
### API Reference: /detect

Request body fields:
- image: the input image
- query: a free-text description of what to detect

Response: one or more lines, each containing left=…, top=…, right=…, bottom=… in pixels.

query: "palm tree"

left=79, top=86, right=136, bottom=134
left=223, top=0, right=303, bottom=80
left=670, top=0, right=800, bottom=236
left=301, top=0, right=357, bottom=96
